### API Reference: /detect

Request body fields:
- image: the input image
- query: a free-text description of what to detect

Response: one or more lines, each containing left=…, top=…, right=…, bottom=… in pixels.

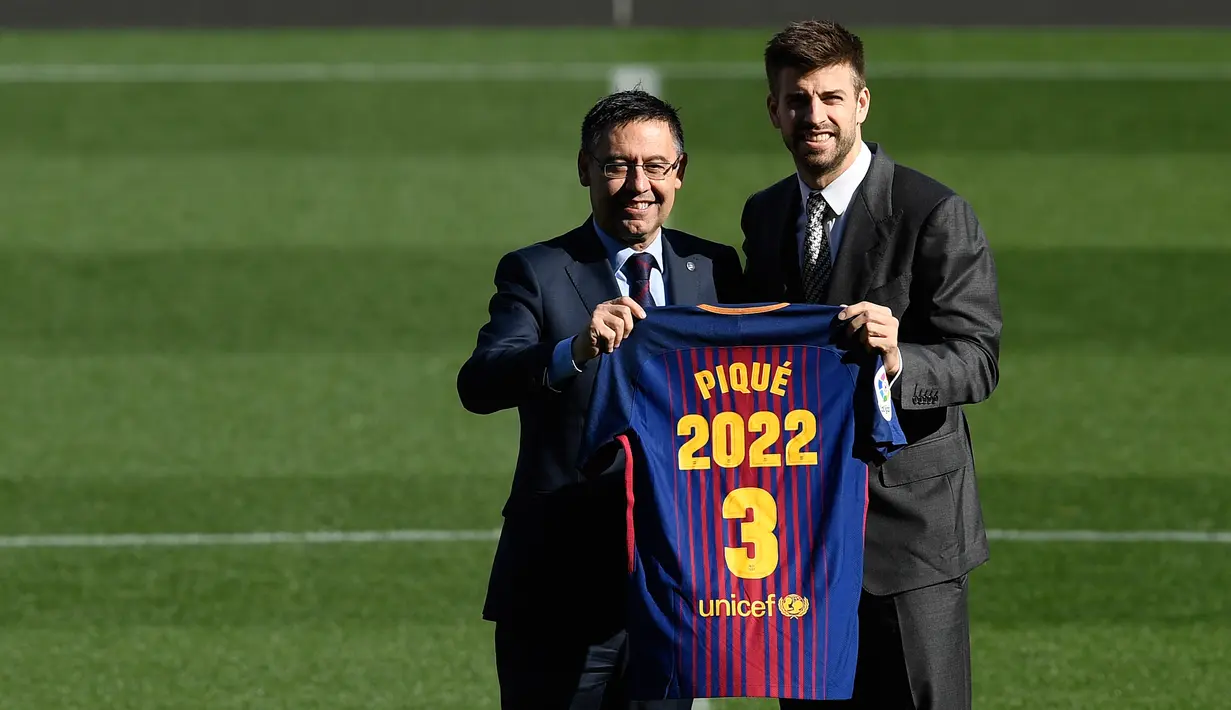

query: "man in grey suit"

left=458, top=90, right=741, bottom=709
left=740, top=21, right=1002, bottom=709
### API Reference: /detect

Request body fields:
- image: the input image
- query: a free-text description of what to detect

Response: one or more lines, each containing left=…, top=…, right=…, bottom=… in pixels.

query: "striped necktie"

left=623, top=252, right=657, bottom=309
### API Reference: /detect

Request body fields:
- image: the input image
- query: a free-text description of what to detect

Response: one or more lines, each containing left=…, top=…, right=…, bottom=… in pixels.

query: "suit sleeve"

left=456, top=249, right=558, bottom=415
left=894, top=194, right=1002, bottom=410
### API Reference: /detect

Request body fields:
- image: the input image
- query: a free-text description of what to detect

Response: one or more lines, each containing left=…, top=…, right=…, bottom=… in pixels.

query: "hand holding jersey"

left=838, top=301, right=901, bottom=377
left=573, top=296, right=648, bottom=363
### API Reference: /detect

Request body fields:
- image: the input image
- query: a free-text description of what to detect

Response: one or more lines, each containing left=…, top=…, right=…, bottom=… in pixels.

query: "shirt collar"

left=592, top=218, right=665, bottom=275
left=797, top=140, right=872, bottom=217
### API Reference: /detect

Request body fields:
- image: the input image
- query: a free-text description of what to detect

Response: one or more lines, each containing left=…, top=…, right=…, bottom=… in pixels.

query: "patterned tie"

left=623, top=252, right=657, bottom=309
left=802, top=190, right=832, bottom=304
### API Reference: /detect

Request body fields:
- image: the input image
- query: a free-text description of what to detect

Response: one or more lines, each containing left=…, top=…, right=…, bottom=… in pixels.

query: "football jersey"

left=578, top=302, right=908, bottom=701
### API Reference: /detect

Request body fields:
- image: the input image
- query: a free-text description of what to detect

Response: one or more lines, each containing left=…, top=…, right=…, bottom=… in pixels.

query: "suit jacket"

left=741, top=143, right=1002, bottom=596
left=458, top=219, right=743, bottom=627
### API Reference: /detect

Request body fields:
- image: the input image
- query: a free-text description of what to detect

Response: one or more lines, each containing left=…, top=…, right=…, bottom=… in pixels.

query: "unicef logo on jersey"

left=777, top=594, right=810, bottom=619
left=696, top=592, right=809, bottom=619
left=875, top=366, right=893, bottom=422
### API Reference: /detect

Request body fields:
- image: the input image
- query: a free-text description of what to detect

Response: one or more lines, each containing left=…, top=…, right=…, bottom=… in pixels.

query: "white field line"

left=0, top=528, right=1227, bottom=549
left=0, top=529, right=501, bottom=549
left=610, top=63, right=661, bottom=96
left=987, top=529, right=1231, bottom=543
left=0, top=60, right=1228, bottom=84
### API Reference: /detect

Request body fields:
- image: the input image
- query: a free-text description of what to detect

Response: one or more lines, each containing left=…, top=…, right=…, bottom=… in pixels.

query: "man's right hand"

left=572, top=296, right=647, bottom=365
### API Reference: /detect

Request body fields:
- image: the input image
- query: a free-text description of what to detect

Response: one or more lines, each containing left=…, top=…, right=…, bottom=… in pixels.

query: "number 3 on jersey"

left=722, top=486, right=778, bottom=580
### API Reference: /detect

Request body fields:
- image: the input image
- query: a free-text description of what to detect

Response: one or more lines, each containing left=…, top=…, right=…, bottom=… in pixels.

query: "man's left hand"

left=838, top=302, right=901, bottom=376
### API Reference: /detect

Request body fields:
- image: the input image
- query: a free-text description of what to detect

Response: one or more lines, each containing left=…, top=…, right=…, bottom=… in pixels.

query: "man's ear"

left=578, top=150, right=591, bottom=187
left=767, top=93, right=781, bottom=130
left=674, top=153, right=688, bottom=187
left=856, top=86, right=871, bottom=126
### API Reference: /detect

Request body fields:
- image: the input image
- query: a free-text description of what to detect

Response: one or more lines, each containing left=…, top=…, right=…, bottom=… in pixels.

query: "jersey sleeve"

left=854, top=355, right=908, bottom=463
left=576, top=347, right=639, bottom=478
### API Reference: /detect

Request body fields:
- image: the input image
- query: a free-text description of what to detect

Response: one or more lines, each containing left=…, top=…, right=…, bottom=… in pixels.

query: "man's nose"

left=805, top=96, right=824, bottom=124
left=624, top=165, right=652, bottom=193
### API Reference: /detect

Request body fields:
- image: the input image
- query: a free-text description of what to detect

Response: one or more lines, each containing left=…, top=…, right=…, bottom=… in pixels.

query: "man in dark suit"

left=457, top=90, right=742, bottom=710
left=740, top=21, right=1002, bottom=710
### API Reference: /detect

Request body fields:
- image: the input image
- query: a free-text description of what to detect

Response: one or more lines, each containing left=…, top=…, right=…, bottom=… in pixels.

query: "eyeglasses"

left=588, top=153, right=683, bottom=181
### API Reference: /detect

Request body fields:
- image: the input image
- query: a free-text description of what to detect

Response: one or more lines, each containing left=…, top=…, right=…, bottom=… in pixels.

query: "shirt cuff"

left=889, top=351, right=903, bottom=388
left=545, top=336, right=584, bottom=391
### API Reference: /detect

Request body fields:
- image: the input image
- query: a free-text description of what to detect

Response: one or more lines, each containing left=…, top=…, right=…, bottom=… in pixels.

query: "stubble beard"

left=791, top=127, right=857, bottom=184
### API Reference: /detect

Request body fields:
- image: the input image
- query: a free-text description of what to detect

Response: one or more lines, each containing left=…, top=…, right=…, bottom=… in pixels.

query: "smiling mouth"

left=624, top=201, right=654, bottom=213
left=802, top=132, right=835, bottom=144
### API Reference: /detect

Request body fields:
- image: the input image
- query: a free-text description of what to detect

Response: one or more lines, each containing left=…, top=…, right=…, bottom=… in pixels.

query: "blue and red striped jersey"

left=578, top=303, right=908, bottom=701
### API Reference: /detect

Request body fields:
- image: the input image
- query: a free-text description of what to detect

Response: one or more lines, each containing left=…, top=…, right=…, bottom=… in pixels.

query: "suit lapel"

left=564, top=220, right=620, bottom=312
left=824, top=144, right=898, bottom=304
left=777, top=184, right=805, bottom=301
left=662, top=230, right=705, bottom=306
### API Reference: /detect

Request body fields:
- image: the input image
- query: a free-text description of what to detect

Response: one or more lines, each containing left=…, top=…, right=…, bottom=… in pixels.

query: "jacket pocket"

left=878, top=430, right=967, bottom=487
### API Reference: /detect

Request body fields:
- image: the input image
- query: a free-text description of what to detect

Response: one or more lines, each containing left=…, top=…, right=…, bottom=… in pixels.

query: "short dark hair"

left=580, top=90, right=685, bottom=157
left=764, top=20, right=866, bottom=94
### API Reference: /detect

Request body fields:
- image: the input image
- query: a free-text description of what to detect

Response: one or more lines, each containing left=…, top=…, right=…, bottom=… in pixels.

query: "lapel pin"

left=686, top=261, right=696, bottom=271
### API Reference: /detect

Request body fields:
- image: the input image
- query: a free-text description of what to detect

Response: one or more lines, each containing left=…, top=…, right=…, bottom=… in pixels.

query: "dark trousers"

left=780, top=575, right=971, bottom=710
left=495, top=622, right=693, bottom=710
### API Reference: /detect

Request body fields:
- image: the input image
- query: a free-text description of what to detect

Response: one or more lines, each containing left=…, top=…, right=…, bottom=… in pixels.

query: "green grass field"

left=0, top=27, right=1228, bottom=709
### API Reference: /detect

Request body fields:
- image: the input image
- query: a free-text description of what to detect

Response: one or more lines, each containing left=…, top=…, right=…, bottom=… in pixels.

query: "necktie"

left=802, top=190, right=832, bottom=303
left=623, top=252, right=657, bottom=310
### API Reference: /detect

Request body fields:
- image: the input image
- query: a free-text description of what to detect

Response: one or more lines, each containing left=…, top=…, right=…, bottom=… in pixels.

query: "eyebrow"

left=786, top=88, right=848, bottom=99
left=605, top=154, right=676, bottom=163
